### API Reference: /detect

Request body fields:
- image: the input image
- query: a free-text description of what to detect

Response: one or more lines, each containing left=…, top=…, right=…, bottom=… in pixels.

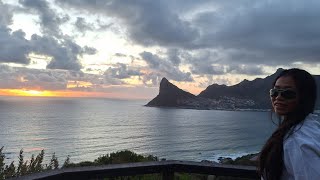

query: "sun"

left=25, top=90, right=42, bottom=96
left=19, top=89, right=54, bottom=97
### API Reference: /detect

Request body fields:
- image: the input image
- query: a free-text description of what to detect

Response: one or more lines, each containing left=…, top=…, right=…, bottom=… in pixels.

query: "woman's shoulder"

left=282, top=114, right=320, bottom=180
left=284, top=113, right=320, bottom=148
left=297, top=113, right=320, bottom=132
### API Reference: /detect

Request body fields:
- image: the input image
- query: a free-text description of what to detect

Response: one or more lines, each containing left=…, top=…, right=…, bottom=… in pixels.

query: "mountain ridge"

left=146, top=68, right=320, bottom=110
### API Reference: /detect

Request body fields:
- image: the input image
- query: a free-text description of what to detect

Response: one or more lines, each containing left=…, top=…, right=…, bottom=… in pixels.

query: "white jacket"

left=281, top=113, right=320, bottom=180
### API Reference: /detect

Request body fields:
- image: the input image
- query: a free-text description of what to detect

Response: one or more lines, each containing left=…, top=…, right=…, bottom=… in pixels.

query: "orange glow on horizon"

left=0, top=89, right=108, bottom=98
left=0, top=88, right=150, bottom=99
left=0, top=89, right=54, bottom=97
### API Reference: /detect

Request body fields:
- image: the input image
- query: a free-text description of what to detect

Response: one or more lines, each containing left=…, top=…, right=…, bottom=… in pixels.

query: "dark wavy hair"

left=258, top=68, right=317, bottom=180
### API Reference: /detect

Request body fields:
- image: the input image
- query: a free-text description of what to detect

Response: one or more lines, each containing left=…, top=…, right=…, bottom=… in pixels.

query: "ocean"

left=0, top=96, right=276, bottom=164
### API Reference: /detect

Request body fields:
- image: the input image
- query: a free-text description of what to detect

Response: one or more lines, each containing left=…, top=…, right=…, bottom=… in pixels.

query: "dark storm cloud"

left=56, top=0, right=199, bottom=47
left=56, top=0, right=320, bottom=69
left=191, top=63, right=226, bottom=75
left=140, top=51, right=193, bottom=83
left=3, top=0, right=320, bottom=83
left=184, top=49, right=267, bottom=75
left=0, top=28, right=31, bottom=64
left=227, top=65, right=266, bottom=75
left=192, top=0, right=320, bottom=64
left=114, top=0, right=199, bottom=47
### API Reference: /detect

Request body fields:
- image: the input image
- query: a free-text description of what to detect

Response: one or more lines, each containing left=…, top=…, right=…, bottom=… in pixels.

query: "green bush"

left=0, top=147, right=159, bottom=179
left=218, top=153, right=258, bottom=166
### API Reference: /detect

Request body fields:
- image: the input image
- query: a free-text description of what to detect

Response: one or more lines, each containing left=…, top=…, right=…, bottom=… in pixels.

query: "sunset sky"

left=1, top=0, right=320, bottom=99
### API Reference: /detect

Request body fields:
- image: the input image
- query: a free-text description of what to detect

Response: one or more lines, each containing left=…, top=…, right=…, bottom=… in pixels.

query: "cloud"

left=0, top=0, right=98, bottom=71
left=0, top=1, right=31, bottom=64
left=104, top=63, right=144, bottom=79
left=191, top=64, right=226, bottom=75
left=183, top=49, right=267, bottom=75
left=227, top=65, right=266, bottom=75
left=75, top=17, right=93, bottom=33
left=75, top=17, right=113, bottom=34
left=166, top=49, right=182, bottom=66
left=140, top=72, right=161, bottom=86
left=0, top=0, right=13, bottom=27
left=82, top=46, right=97, bottom=55
left=95, top=19, right=114, bottom=31
left=56, top=0, right=320, bottom=68
left=0, top=26, right=95, bottom=70
left=192, top=0, right=320, bottom=64
left=13, top=0, right=97, bottom=70
left=29, top=34, right=83, bottom=71
left=0, top=64, right=67, bottom=90
left=140, top=51, right=193, bottom=83
left=3, top=0, right=320, bottom=91
left=114, top=53, right=127, bottom=57
left=56, top=0, right=199, bottom=47
left=0, top=64, right=129, bottom=91
left=0, top=28, right=31, bottom=64
left=19, top=0, right=70, bottom=37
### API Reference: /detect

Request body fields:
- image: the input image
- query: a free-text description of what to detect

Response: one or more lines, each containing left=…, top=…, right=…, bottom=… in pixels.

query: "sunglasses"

left=269, top=88, right=297, bottom=100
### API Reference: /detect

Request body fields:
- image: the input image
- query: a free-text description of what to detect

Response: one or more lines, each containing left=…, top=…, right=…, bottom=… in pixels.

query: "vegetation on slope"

left=0, top=147, right=257, bottom=180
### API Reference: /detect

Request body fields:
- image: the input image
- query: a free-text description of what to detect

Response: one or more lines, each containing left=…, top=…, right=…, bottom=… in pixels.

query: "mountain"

left=146, top=69, right=320, bottom=110
left=198, top=68, right=284, bottom=109
left=146, top=77, right=196, bottom=107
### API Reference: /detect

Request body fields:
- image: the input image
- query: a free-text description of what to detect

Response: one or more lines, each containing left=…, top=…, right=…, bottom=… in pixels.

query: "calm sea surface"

left=0, top=96, right=276, bottom=164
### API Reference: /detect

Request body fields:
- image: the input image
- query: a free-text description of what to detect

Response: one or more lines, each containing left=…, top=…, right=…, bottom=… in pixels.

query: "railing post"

left=162, top=167, right=174, bottom=180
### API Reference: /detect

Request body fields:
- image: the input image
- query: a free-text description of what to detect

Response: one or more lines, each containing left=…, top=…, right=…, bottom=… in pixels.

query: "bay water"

left=0, top=96, right=276, bottom=164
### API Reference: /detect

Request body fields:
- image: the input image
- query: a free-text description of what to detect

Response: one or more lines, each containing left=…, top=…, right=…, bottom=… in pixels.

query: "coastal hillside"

left=146, top=69, right=320, bottom=110
left=198, top=68, right=283, bottom=109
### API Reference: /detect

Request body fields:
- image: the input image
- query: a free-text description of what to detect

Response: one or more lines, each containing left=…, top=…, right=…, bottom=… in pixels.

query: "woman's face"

left=271, top=76, right=299, bottom=116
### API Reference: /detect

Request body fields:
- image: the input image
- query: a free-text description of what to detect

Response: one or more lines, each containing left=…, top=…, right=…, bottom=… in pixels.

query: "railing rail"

left=12, top=160, right=259, bottom=180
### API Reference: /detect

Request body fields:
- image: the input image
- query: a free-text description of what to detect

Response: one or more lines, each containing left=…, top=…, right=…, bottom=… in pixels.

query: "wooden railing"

left=12, top=160, right=259, bottom=180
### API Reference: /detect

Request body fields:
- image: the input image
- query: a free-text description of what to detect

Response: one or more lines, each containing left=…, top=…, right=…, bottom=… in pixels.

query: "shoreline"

left=145, top=104, right=271, bottom=112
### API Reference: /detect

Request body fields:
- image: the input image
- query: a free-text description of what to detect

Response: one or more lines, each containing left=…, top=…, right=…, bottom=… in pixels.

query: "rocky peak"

left=146, top=77, right=195, bottom=107
left=159, top=77, right=180, bottom=95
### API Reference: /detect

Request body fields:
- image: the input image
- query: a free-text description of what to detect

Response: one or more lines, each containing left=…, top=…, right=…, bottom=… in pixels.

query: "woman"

left=259, top=68, right=320, bottom=180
